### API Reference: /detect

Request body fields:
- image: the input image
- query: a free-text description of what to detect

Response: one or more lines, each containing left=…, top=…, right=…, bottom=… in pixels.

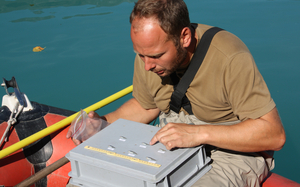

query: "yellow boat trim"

left=0, top=85, right=133, bottom=159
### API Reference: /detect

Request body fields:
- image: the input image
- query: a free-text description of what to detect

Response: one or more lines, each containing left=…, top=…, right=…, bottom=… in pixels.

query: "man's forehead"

left=131, top=17, right=172, bottom=57
left=131, top=17, right=160, bottom=33
left=131, top=18, right=168, bottom=45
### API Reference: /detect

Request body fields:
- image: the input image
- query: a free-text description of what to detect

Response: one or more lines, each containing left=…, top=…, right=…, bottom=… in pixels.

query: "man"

left=67, top=0, right=286, bottom=186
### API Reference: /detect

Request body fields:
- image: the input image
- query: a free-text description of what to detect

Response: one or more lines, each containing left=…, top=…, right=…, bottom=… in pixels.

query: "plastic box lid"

left=66, top=119, right=211, bottom=186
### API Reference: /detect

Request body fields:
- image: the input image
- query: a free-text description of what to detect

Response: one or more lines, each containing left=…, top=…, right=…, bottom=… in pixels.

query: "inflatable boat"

left=0, top=77, right=76, bottom=187
left=0, top=77, right=299, bottom=187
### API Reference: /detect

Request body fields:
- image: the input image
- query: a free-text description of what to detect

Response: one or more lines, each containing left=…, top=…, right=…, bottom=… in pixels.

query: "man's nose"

left=144, top=57, right=156, bottom=71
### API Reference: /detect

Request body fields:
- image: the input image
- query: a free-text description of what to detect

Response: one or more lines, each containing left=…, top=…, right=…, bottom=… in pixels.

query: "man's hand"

left=150, top=107, right=285, bottom=152
left=150, top=123, right=204, bottom=150
left=66, top=111, right=104, bottom=146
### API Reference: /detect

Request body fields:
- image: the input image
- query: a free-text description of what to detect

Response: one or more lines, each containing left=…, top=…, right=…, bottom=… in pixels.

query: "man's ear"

left=180, top=27, right=192, bottom=48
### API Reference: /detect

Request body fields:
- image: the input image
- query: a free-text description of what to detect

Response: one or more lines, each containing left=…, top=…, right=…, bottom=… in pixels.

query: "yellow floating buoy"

left=33, top=46, right=45, bottom=52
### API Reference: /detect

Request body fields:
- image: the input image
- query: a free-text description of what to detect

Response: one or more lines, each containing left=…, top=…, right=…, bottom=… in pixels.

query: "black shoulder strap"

left=169, top=27, right=223, bottom=114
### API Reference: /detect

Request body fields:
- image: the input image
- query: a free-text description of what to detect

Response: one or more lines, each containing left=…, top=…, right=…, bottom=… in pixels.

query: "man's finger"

left=149, top=135, right=158, bottom=145
left=88, top=111, right=95, bottom=118
left=73, top=139, right=81, bottom=146
left=66, top=130, right=72, bottom=139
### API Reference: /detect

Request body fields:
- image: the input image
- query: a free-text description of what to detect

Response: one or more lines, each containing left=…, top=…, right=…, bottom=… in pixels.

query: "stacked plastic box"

left=66, top=119, right=211, bottom=187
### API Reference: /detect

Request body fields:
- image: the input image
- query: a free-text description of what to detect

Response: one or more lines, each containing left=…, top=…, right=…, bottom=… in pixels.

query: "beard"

left=161, top=44, right=188, bottom=78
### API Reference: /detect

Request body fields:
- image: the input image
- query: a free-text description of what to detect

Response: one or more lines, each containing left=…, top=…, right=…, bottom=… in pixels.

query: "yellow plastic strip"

left=85, top=146, right=161, bottom=168
left=0, top=85, right=133, bottom=159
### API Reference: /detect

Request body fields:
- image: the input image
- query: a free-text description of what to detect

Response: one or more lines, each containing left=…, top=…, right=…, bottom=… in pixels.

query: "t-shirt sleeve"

left=132, top=55, right=157, bottom=109
left=224, top=52, right=275, bottom=121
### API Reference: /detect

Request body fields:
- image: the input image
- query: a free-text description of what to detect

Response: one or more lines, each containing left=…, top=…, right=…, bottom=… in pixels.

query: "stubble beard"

left=160, top=45, right=188, bottom=78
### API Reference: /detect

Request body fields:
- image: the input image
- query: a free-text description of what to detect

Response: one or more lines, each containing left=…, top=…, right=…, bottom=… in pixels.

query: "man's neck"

left=189, top=26, right=198, bottom=57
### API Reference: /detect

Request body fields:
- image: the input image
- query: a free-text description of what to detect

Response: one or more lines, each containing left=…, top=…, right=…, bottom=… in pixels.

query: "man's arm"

left=150, top=107, right=286, bottom=152
left=103, top=98, right=160, bottom=124
left=67, top=98, right=160, bottom=145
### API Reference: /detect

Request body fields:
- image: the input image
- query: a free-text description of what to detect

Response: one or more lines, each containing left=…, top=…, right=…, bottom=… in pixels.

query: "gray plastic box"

left=66, top=119, right=211, bottom=187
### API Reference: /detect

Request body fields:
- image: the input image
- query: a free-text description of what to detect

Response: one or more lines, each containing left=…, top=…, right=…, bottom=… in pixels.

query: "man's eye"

left=139, top=54, right=145, bottom=58
left=152, top=54, right=163, bottom=59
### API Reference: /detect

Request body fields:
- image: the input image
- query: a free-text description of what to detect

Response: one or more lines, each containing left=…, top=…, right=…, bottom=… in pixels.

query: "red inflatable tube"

left=0, top=102, right=76, bottom=187
left=262, top=172, right=300, bottom=187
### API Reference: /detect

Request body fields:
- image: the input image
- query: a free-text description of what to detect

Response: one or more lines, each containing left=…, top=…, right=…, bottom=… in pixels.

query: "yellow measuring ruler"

left=84, top=146, right=161, bottom=168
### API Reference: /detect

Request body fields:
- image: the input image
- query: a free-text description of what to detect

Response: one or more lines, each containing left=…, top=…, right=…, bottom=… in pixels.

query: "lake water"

left=1, top=0, right=299, bottom=183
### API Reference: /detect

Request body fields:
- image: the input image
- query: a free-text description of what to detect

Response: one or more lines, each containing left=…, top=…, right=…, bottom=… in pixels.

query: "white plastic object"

left=2, top=93, right=33, bottom=112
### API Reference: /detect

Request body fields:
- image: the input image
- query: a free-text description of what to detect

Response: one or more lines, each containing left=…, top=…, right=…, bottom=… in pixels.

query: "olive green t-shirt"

left=132, top=24, right=275, bottom=123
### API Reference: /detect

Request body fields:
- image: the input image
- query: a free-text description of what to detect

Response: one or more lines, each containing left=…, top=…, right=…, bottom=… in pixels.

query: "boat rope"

left=0, top=102, right=24, bottom=146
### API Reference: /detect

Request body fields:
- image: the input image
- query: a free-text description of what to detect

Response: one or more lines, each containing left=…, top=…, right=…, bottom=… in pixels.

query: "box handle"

left=176, top=165, right=199, bottom=186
